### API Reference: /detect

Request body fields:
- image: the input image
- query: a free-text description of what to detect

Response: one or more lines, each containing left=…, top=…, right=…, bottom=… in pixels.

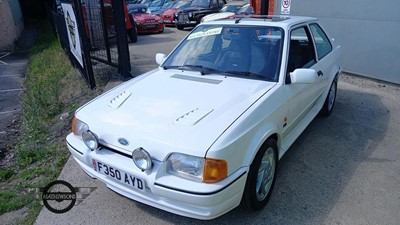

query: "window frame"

left=309, top=23, right=333, bottom=60
left=285, top=24, right=317, bottom=84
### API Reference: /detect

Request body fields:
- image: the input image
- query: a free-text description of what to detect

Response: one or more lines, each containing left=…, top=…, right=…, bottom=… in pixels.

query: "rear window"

left=310, top=23, right=332, bottom=60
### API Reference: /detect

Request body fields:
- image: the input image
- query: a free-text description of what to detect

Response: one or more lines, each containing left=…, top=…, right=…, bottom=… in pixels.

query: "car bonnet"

left=75, top=69, right=276, bottom=160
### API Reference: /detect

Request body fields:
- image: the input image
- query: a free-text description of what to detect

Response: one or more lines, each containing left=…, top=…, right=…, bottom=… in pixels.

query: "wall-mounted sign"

left=281, top=0, right=291, bottom=15
left=61, top=3, right=83, bottom=67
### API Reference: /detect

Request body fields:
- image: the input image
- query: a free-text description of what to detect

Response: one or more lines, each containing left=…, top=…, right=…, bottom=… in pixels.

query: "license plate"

left=92, top=159, right=145, bottom=192
left=144, top=24, right=156, bottom=28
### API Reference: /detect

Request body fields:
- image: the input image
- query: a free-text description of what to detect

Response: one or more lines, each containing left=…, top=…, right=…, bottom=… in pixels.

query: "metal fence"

left=52, top=0, right=131, bottom=88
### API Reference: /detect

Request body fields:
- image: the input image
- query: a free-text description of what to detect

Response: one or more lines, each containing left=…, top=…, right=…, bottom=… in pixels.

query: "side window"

left=310, top=23, right=332, bottom=60
left=287, top=26, right=316, bottom=73
left=211, top=0, right=218, bottom=8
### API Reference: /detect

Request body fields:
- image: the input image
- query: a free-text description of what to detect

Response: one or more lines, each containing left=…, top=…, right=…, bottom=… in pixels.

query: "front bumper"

left=162, top=18, right=175, bottom=24
left=137, top=23, right=164, bottom=33
left=176, top=20, right=198, bottom=27
left=66, top=133, right=248, bottom=220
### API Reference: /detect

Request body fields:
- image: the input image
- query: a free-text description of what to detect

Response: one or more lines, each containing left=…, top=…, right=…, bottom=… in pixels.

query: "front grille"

left=98, top=143, right=132, bottom=158
left=178, top=14, right=189, bottom=22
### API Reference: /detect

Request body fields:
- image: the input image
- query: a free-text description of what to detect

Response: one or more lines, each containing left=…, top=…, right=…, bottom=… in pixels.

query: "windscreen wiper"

left=163, top=65, right=180, bottom=70
left=164, top=64, right=222, bottom=75
left=224, top=71, right=275, bottom=81
left=181, top=64, right=221, bottom=75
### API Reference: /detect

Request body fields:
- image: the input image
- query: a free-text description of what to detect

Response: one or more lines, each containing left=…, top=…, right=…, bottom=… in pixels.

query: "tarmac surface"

left=0, top=26, right=37, bottom=165
left=34, top=75, right=400, bottom=225
left=34, top=27, right=400, bottom=225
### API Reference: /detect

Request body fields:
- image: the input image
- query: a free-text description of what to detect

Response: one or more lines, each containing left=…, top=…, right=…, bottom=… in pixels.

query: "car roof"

left=203, top=15, right=317, bottom=29
left=224, top=1, right=247, bottom=6
left=128, top=4, right=148, bottom=9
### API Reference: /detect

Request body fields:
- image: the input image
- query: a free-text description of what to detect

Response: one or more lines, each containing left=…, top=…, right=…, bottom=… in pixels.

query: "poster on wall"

left=61, top=3, right=84, bottom=67
left=281, top=0, right=291, bottom=15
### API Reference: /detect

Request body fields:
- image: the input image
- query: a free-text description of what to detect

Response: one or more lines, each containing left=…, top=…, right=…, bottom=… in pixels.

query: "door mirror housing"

left=155, top=53, right=166, bottom=65
left=290, top=69, right=317, bottom=84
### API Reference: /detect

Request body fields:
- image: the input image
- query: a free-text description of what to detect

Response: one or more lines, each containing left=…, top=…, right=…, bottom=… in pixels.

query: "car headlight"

left=174, top=12, right=178, bottom=17
left=166, top=153, right=227, bottom=183
left=72, top=116, right=89, bottom=136
left=82, top=130, right=98, bottom=151
left=136, top=20, right=141, bottom=25
left=188, top=12, right=193, bottom=17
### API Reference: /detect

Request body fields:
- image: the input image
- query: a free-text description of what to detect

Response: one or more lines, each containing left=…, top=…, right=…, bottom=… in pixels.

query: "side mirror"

left=290, top=69, right=317, bottom=84
left=155, top=53, right=166, bottom=65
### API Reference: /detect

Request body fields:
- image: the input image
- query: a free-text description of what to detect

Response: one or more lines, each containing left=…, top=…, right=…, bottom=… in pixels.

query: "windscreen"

left=163, top=25, right=283, bottom=82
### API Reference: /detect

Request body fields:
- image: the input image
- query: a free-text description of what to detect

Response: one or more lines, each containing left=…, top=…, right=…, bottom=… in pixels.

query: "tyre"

left=319, top=79, right=337, bottom=116
left=242, top=138, right=278, bottom=211
left=126, top=16, right=137, bottom=43
left=176, top=24, right=184, bottom=30
left=158, top=27, right=164, bottom=33
left=127, top=23, right=138, bottom=43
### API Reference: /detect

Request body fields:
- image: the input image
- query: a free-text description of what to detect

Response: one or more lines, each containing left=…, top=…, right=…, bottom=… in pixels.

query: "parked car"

left=81, top=0, right=138, bottom=43
left=138, top=0, right=154, bottom=6
left=150, top=0, right=175, bottom=16
left=67, top=16, right=341, bottom=220
left=126, top=0, right=141, bottom=3
left=148, top=0, right=175, bottom=13
left=161, top=0, right=192, bottom=26
left=175, top=0, right=226, bottom=30
left=201, top=2, right=252, bottom=23
left=127, top=4, right=164, bottom=33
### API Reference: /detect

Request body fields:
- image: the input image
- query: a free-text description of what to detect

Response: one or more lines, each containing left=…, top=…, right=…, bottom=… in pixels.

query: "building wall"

left=274, top=0, right=400, bottom=84
left=0, top=0, right=24, bottom=51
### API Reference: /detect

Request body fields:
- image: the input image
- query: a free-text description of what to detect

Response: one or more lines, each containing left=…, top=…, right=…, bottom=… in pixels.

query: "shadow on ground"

left=129, top=79, right=390, bottom=224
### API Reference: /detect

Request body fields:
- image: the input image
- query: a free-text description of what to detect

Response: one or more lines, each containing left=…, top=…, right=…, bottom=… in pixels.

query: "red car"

left=82, top=0, right=138, bottom=43
left=128, top=4, right=164, bottom=33
left=161, top=0, right=192, bottom=26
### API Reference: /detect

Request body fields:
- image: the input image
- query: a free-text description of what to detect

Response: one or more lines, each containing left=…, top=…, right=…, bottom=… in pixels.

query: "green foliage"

left=0, top=21, right=74, bottom=222
left=0, top=168, right=15, bottom=181
left=17, top=22, right=71, bottom=165
left=1, top=20, right=97, bottom=224
left=0, top=192, right=31, bottom=214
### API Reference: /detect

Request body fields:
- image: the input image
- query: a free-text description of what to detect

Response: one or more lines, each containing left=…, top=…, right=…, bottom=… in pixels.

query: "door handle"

left=317, top=70, right=324, bottom=76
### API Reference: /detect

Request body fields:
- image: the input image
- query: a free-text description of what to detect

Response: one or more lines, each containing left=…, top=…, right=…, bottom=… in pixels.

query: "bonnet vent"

left=174, top=108, right=213, bottom=126
left=108, top=91, right=131, bottom=109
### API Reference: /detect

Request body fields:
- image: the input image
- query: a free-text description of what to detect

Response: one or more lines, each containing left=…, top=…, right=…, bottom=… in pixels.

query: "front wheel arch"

left=241, top=138, right=278, bottom=211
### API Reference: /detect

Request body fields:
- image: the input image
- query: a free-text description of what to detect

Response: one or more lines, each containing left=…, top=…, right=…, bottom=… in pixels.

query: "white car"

left=67, top=16, right=341, bottom=220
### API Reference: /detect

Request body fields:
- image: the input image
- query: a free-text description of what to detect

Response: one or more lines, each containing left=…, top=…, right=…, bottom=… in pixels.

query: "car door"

left=280, top=25, right=320, bottom=141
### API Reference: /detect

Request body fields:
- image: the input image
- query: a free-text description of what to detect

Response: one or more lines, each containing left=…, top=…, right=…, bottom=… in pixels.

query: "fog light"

left=82, top=130, right=98, bottom=151
left=132, top=147, right=152, bottom=171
